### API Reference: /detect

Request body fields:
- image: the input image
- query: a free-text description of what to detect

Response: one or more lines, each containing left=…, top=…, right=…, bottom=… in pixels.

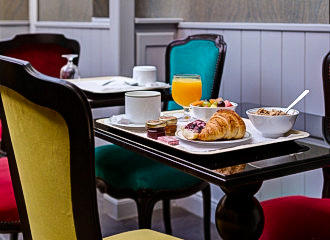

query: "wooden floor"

left=0, top=207, right=222, bottom=240
left=100, top=207, right=222, bottom=240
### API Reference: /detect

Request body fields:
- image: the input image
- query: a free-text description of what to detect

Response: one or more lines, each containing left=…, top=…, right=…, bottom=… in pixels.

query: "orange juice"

left=172, top=76, right=202, bottom=107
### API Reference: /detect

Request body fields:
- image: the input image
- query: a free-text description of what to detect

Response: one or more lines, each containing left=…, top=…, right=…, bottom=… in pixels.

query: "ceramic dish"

left=108, top=114, right=145, bottom=129
left=190, top=102, right=237, bottom=121
left=176, top=130, right=252, bottom=147
left=246, top=107, right=299, bottom=138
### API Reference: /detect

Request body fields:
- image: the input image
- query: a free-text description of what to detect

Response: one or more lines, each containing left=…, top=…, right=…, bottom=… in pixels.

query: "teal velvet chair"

left=95, top=34, right=227, bottom=240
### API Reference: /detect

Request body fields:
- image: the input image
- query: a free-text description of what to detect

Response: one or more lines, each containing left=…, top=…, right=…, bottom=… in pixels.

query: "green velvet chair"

left=95, top=34, right=227, bottom=240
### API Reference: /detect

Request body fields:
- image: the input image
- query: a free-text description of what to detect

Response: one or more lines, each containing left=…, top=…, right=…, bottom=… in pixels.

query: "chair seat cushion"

left=95, top=145, right=203, bottom=191
left=0, top=157, right=19, bottom=223
left=261, top=196, right=330, bottom=240
left=104, top=229, right=181, bottom=240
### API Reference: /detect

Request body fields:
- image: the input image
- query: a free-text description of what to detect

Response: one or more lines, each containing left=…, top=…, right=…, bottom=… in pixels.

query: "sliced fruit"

left=202, top=101, right=211, bottom=107
left=191, top=100, right=204, bottom=106
left=217, top=100, right=225, bottom=107
left=215, top=97, right=224, bottom=102
left=224, top=100, right=233, bottom=107
left=209, top=99, right=216, bottom=104
left=210, top=102, right=218, bottom=108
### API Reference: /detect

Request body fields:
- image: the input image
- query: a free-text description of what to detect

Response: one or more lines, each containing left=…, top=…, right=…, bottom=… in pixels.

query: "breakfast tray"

left=96, top=114, right=310, bottom=156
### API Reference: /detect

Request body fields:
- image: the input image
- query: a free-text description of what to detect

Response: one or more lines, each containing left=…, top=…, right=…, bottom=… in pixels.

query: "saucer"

left=108, top=114, right=145, bottom=129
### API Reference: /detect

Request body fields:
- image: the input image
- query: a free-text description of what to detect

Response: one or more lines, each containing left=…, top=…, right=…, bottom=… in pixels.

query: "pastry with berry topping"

left=182, top=110, right=246, bottom=141
left=182, top=120, right=206, bottom=140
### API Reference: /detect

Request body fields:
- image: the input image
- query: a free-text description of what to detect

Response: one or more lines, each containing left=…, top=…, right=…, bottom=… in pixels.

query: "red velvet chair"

left=260, top=51, right=330, bottom=240
left=0, top=33, right=80, bottom=78
left=0, top=157, right=20, bottom=240
left=261, top=196, right=330, bottom=240
left=0, top=34, right=80, bottom=240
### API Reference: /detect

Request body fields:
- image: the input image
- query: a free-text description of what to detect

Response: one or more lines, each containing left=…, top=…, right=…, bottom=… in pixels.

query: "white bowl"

left=246, top=107, right=299, bottom=138
left=190, top=102, right=237, bottom=121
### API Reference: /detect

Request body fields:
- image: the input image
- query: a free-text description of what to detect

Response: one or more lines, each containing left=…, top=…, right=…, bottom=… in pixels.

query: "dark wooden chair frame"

left=322, top=50, right=330, bottom=198
left=0, top=55, right=102, bottom=240
left=0, top=222, right=20, bottom=240
left=96, top=34, right=227, bottom=239
left=0, top=34, right=80, bottom=240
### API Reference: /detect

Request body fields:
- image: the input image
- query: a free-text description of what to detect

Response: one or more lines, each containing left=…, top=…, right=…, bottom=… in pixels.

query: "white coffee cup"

left=133, top=66, right=157, bottom=86
left=125, top=91, right=161, bottom=124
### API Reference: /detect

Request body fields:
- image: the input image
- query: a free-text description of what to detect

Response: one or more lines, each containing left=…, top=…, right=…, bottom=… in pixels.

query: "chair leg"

left=135, top=197, right=156, bottom=229
left=162, top=199, right=172, bottom=235
left=10, top=233, right=18, bottom=240
left=202, top=184, right=211, bottom=240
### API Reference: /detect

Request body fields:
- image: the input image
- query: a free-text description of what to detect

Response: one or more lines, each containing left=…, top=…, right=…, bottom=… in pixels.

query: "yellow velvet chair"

left=0, top=55, right=181, bottom=240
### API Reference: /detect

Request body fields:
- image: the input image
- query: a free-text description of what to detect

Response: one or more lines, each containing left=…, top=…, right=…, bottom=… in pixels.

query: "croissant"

left=198, top=109, right=246, bottom=141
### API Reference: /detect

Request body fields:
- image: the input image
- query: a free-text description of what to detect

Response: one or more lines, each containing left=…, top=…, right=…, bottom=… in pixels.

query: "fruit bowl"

left=190, top=102, right=237, bottom=121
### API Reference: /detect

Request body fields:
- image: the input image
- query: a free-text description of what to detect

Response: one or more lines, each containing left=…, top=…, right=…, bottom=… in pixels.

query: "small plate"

left=108, top=114, right=145, bottom=129
left=176, top=130, right=252, bottom=147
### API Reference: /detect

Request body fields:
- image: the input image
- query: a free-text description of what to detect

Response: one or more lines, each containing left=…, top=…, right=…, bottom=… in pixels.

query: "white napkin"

left=144, top=82, right=170, bottom=88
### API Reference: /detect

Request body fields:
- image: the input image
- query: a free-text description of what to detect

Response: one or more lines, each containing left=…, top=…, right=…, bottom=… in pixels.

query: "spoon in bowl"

left=284, top=90, right=310, bottom=113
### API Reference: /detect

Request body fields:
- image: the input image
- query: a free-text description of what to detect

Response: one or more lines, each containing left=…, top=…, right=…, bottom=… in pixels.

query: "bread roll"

left=198, top=110, right=246, bottom=141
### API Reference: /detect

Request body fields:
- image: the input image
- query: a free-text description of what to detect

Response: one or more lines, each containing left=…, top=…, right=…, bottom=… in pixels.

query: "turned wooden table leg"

left=322, top=166, right=330, bottom=198
left=216, top=182, right=264, bottom=240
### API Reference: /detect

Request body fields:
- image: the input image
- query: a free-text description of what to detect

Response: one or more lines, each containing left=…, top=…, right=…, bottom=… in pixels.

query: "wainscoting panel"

left=282, top=32, right=306, bottom=130
left=242, top=31, right=261, bottom=104
left=305, top=32, right=329, bottom=117
left=135, top=32, right=175, bottom=81
left=221, top=30, right=242, bottom=103
left=0, top=21, right=29, bottom=40
left=261, top=31, right=282, bottom=106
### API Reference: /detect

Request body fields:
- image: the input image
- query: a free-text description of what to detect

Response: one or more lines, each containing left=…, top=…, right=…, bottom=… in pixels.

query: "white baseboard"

left=98, top=192, right=162, bottom=221
left=175, top=193, right=218, bottom=224
left=98, top=189, right=218, bottom=223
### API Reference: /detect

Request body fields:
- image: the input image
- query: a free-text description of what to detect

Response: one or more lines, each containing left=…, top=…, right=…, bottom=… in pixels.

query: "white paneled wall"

left=178, top=26, right=330, bottom=137
left=174, top=23, right=330, bottom=221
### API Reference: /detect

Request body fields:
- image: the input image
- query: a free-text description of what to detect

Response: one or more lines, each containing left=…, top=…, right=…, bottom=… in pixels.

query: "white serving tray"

left=96, top=110, right=310, bottom=156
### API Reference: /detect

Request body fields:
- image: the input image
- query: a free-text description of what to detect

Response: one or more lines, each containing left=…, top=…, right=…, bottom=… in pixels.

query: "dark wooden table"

left=83, top=87, right=170, bottom=108
left=68, top=77, right=171, bottom=108
left=94, top=103, right=330, bottom=240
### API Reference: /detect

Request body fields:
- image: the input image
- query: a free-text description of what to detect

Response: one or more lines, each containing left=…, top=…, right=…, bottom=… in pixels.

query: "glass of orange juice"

left=172, top=74, right=202, bottom=120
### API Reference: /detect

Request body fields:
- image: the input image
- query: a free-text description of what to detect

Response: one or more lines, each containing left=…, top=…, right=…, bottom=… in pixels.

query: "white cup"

left=125, top=91, right=161, bottom=124
left=133, top=66, right=157, bottom=86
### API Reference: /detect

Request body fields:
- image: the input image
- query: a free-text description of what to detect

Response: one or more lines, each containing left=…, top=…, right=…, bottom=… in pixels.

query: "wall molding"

left=0, top=20, right=29, bottom=26
left=35, top=21, right=111, bottom=29
left=175, top=192, right=218, bottom=224
left=135, top=18, right=183, bottom=24
left=179, top=22, right=330, bottom=32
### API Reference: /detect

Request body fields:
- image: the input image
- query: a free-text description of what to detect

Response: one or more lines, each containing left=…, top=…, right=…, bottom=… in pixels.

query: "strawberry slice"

left=224, top=100, right=233, bottom=107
